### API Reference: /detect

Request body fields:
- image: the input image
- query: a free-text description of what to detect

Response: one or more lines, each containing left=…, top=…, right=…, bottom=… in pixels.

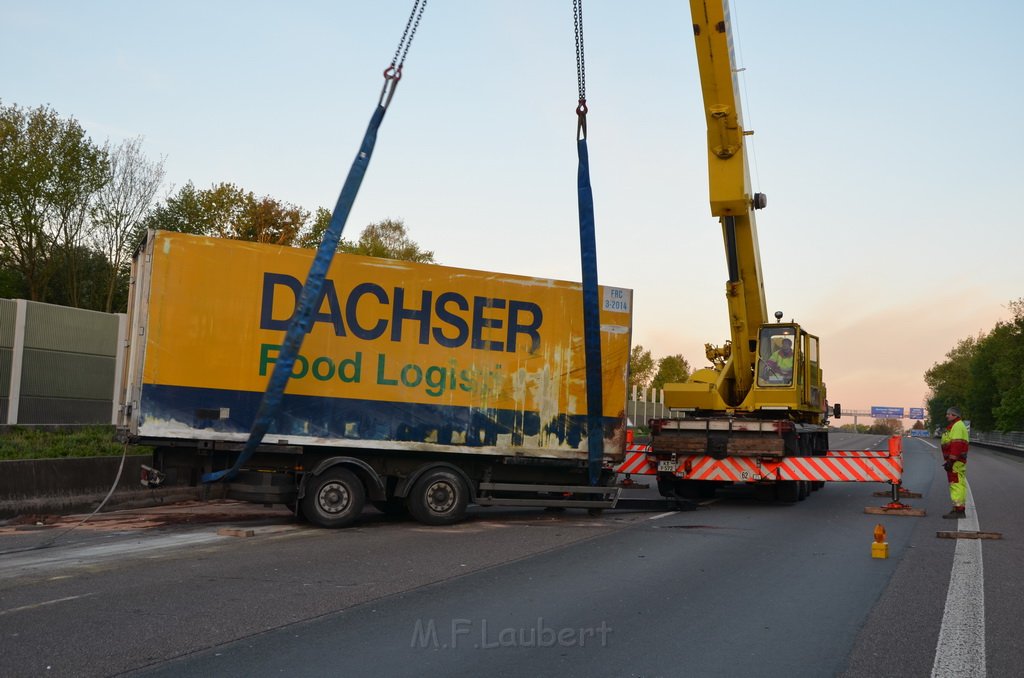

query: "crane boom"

left=655, top=0, right=834, bottom=480
left=691, top=0, right=768, bottom=404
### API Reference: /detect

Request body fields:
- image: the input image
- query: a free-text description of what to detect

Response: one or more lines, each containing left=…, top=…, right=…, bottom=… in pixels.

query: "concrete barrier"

left=0, top=455, right=151, bottom=500
left=0, top=455, right=223, bottom=519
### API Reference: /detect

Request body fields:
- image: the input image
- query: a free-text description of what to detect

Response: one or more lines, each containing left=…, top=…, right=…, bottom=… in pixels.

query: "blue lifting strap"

left=202, top=103, right=388, bottom=484
left=203, top=1, right=425, bottom=484
left=576, top=135, right=605, bottom=486
left=574, top=1, right=603, bottom=486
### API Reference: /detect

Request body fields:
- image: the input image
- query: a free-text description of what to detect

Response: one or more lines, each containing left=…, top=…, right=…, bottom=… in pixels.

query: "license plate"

left=657, top=460, right=678, bottom=472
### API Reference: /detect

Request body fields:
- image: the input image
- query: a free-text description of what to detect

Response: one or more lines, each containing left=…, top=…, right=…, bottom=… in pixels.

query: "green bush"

left=0, top=425, right=152, bottom=460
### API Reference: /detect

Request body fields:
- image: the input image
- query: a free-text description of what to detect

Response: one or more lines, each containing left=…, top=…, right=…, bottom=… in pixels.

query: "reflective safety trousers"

left=948, top=460, right=967, bottom=508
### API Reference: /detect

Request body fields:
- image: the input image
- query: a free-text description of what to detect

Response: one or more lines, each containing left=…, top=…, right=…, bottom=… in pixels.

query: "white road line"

left=648, top=511, right=675, bottom=521
left=0, top=532, right=226, bottom=580
left=931, top=482, right=985, bottom=677
left=0, top=592, right=97, bottom=617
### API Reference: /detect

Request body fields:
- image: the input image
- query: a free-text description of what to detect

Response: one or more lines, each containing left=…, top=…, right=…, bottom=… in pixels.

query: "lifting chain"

left=380, top=0, right=428, bottom=108
left=573, top=0, right=588, bottom=138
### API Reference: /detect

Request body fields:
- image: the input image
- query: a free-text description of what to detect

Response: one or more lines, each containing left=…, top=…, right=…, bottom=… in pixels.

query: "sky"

left=3, top=1, right=1023, bottom=421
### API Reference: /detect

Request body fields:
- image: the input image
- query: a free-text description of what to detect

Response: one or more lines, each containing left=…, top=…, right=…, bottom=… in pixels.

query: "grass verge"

left=0, top=425, right=152, bottom=460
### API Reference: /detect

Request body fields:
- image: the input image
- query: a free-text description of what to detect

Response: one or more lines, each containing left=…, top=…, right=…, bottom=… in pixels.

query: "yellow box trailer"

left=118, top=231, right=633, bottom=526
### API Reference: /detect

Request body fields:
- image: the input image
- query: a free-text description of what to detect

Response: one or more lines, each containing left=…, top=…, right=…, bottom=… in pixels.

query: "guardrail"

left=971, top=430, right=1024, bottom=453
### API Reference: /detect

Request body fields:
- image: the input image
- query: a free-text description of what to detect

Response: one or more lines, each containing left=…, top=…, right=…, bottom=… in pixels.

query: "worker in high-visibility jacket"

left=762, top=338, right=794, bottom=384
left=940, top=406, right=970, bottom=519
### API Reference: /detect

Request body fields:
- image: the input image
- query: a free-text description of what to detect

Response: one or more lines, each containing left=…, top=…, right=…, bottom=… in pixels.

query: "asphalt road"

left=1, top=433, right=1021, bottom=678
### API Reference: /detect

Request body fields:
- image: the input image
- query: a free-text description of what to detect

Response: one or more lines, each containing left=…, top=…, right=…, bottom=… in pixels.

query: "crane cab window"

left=758, top=328, right=796, bottom=386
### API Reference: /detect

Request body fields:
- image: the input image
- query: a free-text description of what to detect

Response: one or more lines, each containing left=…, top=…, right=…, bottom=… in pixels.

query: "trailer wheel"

left=407, top=469, right=468, bottom=525
left=302, top=468, right=365, bottom=528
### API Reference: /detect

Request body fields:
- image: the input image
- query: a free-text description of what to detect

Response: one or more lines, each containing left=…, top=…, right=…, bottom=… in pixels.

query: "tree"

left=924, top=298, right=1024, bottom=433
left=869, top=419, right=902, bottom=436
left=0, top=249, right=25, bottom=298
left=924, top=335, right=978, bottom=427
left=339, top=219, right=435, bottom=263
left=651, top=354, right=691, bottom=390
left=296, top=207, right=332, bottom=249
left=143, top=182, right=308, bottom=246
left=969, top=299, right=1024, bottom=431
left=298, top=215, right=436, bottom=264
left=143, top=182, right=217, bottom=236
left=89, top=136, right=166, bottom=312
left=42, top=245, right=129, bottom=312
left=629, top=345, right=655, bottom=392
left=967, top=324, right=1007, bottom=431
left=0, top=101, right=107, bottom=301
left=231, top=193, right=307, bottom=245
left=989, top=300, right=1024, bottom=431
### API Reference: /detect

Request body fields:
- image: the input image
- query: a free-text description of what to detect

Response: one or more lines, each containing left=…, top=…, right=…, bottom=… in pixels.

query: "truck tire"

left=776, top=480, right=800, bottom=503
left=657, top=477, right=716, bottom=500
left=301, top=467, right=366, bottom=528
left=407, top=469, right=468, bottom=526
left=753, top=483, right=775, bottom=502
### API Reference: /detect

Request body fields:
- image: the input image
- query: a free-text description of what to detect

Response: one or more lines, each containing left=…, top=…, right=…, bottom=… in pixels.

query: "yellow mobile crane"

left=649, top=0, right=840, bottom=501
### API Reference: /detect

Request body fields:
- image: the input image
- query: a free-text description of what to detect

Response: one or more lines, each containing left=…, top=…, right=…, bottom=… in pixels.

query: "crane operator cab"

left=751, top=321, right=831, bottom=435
left=758, top=327, right=797, bottom=386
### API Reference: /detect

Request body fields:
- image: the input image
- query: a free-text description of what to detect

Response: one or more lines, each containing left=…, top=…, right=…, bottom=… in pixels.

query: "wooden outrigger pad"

left=936, top=531, right=1003, bottom=540
left=865, top=505, right=927, bottom=517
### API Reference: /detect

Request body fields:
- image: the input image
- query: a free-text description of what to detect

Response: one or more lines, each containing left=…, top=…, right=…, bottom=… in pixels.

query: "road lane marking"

left=931, top=482, right=985, bottom=677
left=0, top=592, right=97, bottom=617
left=648, top=511, right=676, bottom=521
left=0, top=532, right=227, bottom=580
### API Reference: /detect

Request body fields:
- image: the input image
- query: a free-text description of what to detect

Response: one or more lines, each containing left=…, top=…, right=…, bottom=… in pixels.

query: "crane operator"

left=763, top=338, right=794, bottom=383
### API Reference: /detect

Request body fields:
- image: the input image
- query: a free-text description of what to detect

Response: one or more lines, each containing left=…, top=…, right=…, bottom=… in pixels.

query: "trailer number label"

left=603, top=288, right=631, bottom=313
